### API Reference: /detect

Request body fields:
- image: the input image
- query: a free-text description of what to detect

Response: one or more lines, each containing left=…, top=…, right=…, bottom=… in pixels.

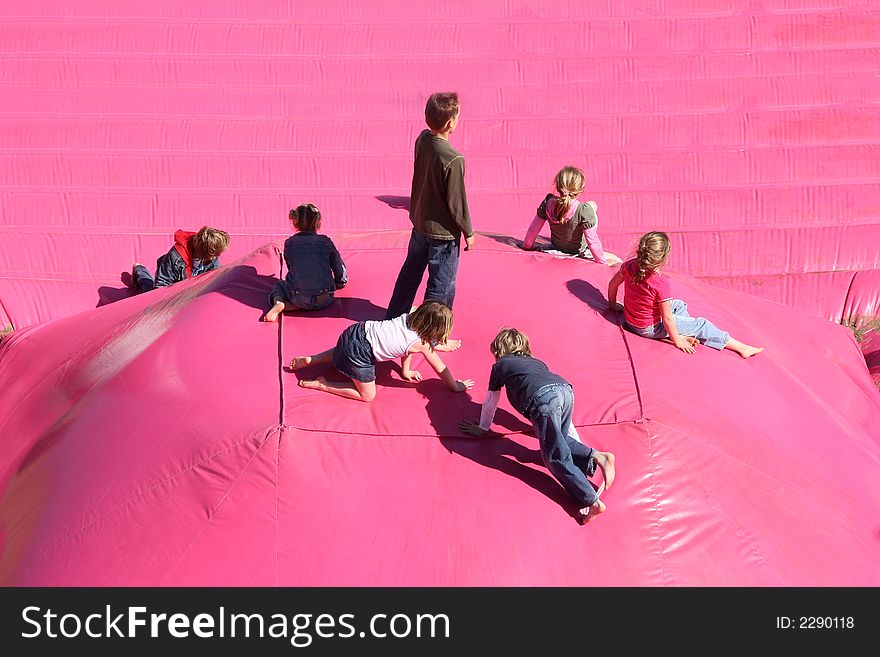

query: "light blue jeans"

left=526, top=383, right=598, bottom=509
left=624, top=299, right=729, bottom=350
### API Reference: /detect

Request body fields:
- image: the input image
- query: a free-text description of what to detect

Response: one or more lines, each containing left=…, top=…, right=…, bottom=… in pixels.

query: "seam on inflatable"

left=275, top=427, right=282, bottom=587
left=0, top=296, right=11, bottom=329
left=840, top=270, right=859, bottom=323
left=275, top=247, right=285, bottom=427
left=153, top=425, right=281, bottom=586
left=642, top=420, right=667, bottom=586
left=618, top=325, right=646, bottom=422
left=280, top=419, right=642, bottom=438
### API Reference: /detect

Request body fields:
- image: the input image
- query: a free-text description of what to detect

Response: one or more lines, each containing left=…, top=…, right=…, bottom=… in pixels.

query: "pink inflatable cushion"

left=1, top=234, right=878, bottom=586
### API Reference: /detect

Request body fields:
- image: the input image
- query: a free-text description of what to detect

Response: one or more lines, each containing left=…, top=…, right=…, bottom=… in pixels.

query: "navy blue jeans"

left=132, top=264, right=156, bottom=294
left=527, top=383, right=598, bottom=508
left=385, top=228, right=460, bottom=319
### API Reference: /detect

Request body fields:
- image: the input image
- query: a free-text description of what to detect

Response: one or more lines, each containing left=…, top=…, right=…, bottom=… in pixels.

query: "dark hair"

left=289, top=204, right=321, bottom=232
left=425, top=92, right=460, bottom=131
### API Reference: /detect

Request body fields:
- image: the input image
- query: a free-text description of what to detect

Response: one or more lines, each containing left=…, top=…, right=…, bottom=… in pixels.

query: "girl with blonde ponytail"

left=521, top=166, right=621, bottom=265
left=607, top=232, right=764, bottom=358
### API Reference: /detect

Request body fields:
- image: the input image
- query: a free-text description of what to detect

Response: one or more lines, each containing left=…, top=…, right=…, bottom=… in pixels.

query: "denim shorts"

left=333, top=322, right=376, bottom=383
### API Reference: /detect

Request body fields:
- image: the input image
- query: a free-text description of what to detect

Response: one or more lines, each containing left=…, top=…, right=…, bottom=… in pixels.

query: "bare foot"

left=579, top=498, right=607, bottom=525
left=594, top=451, right=616, bottom=490
left=290, top=356, right=312, bottom=370
left=262, top=301, right=285, bottom=323
left=736, top=345, right=764, bottom=359
left=298, top=375, right=326, bottom=389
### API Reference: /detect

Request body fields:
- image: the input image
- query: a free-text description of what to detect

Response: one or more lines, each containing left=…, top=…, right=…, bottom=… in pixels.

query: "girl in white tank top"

left=364, top=314, right=421, bottom=362
left=289, top=301, right=475, bottom=402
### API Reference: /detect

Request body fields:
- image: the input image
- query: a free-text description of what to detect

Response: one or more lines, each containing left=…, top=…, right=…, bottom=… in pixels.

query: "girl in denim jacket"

left=263, top=204, right=348, bottom=322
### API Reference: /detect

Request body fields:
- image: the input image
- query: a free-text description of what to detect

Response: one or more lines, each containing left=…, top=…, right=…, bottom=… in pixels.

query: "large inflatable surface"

left=1, top=1, right=879, bottom=585
left=2, top=235, right=879, bottom=585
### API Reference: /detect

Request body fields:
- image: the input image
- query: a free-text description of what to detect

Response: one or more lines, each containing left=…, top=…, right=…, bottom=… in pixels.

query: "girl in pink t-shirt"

left=607, top=232, right=763, bottom=358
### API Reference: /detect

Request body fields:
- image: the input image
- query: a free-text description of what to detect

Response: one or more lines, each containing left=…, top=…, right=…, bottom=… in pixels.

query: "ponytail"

left=551, top=166, right=586, bottom=223
left=632, top=231, right=671, bottom=284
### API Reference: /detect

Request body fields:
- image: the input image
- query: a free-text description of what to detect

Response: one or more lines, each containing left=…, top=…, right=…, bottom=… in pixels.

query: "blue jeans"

left=527, top=383, right=598, bottom=508
left=132, top=264, right=156, bottom=294
left=624, top=299, right=730, bottom=350
left=269, top=281, right=334, bottom=311
left=385, top=228, right=460, bottom=319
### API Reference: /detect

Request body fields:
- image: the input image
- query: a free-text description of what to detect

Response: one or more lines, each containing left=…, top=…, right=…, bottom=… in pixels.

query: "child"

left=132, top=226, right=230, bottom=293
left=262, top=204, right=348, bottom=322
left=459, top=328, right=616, bottom=525
left=385, top=91, right=475, bottom=319
left=607, top=231, right=764, bottom=358
left=521, top=166, right=621, bottom=266
left=291, top=300, right=474, bottom=402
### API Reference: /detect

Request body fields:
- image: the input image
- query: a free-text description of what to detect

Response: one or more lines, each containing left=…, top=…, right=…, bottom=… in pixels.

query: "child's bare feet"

left=290, top=356, right=312, bottom=370
left=726, top=338, right=764, bottom=359
left=579, top=498, right=607, bottom=525
left=594, top=451, right=616, bottom=490
left=736, top=345, right=764, bottom=358
left=262, top=301, right=286, bottom=323
left=298, top=375, right=326, bottom=389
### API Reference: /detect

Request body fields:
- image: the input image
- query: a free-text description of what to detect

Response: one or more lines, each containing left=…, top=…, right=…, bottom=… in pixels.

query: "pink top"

left=620, top=259, right=673, bottom=328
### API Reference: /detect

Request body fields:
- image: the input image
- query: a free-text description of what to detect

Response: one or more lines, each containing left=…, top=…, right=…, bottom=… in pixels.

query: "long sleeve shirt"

left=522, top=195, right=606, bottom=264
left=409, top=129, right=474, bottom=241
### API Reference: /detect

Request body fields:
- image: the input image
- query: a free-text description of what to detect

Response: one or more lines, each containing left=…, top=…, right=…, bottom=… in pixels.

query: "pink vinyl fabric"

left=1, top=1, right=879, bottom=585
left=1, top=235, right=879, bottom=585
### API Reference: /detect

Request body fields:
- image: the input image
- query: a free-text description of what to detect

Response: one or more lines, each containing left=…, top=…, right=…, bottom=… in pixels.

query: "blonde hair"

left=192, top=226, right=230, bottom=260
left=406, top=300, right=454, bottom=347
left=289, top=203, right=322, bottom=232
left=490, top=327, right=532, bottom=358
left=552, top=166, right=586, bottom=223
left=632, top=231, right=671, bottom=284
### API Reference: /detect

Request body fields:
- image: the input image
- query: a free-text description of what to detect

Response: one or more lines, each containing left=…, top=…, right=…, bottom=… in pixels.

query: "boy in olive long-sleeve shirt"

left=385, top=92, right=475, bottom=319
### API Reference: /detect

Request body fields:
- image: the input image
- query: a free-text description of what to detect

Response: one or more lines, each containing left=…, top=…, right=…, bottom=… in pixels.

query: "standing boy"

left=385, top=92, right=475, bottom=319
